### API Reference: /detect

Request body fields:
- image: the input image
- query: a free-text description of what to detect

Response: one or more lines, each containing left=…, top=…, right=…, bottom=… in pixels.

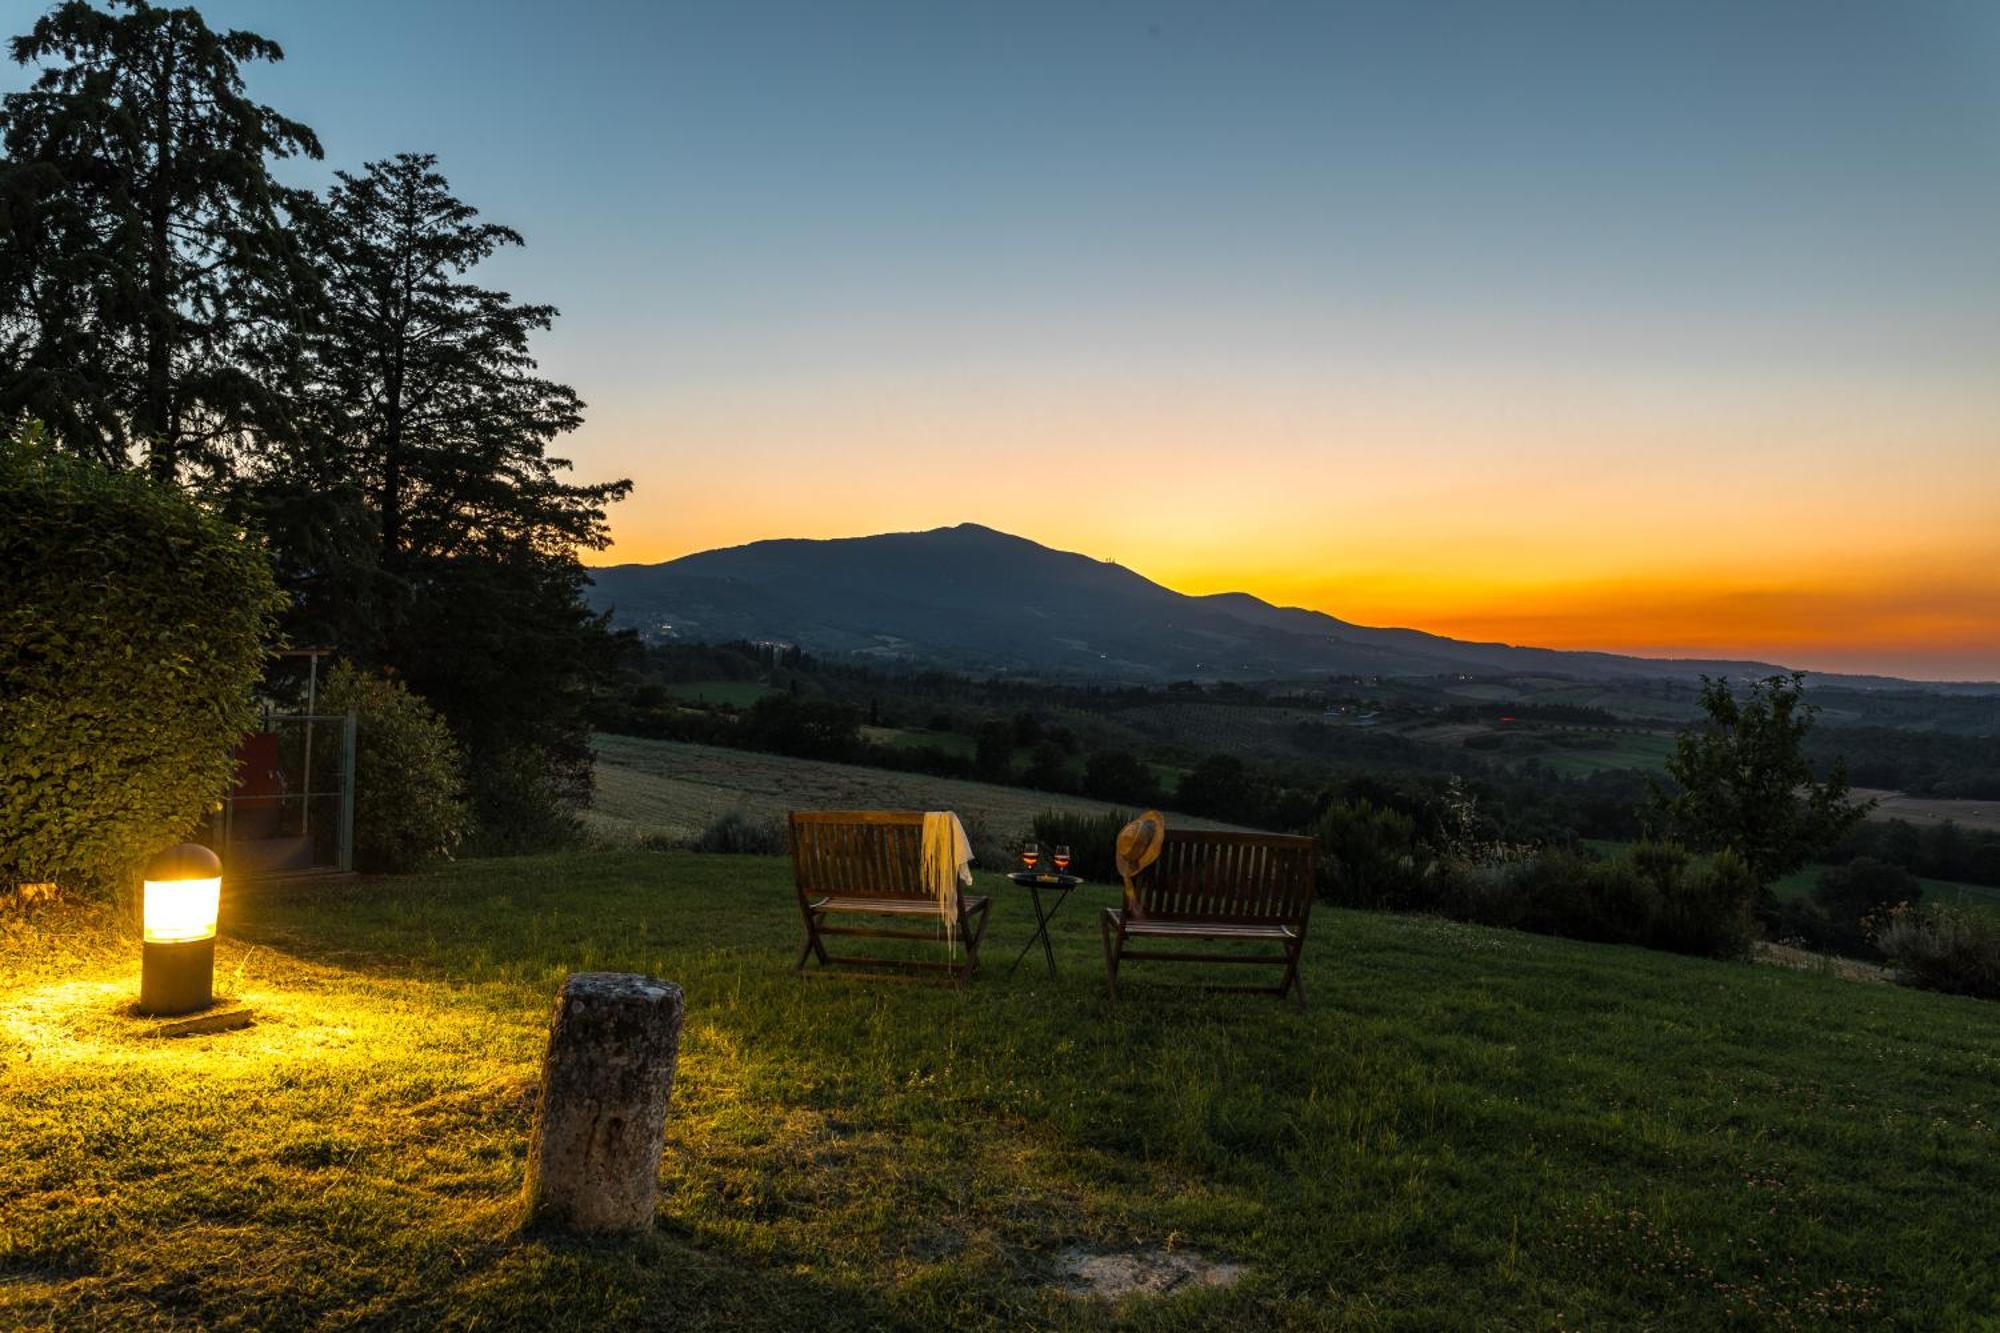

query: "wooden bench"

left=790, top=811, right=990, bottom=982
left=1100, top=829, right=1318, bottom=1006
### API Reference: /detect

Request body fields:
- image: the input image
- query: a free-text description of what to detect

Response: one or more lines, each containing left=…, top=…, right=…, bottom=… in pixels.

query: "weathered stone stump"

left=520, top=971, right=684, bottom=1234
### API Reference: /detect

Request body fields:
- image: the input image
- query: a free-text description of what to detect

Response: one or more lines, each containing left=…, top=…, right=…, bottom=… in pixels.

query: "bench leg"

left=796, top=910, right=830, bottom=971
left=1279, top=938, right=1308, bottom=1009
left=1100, top=913, right=1122, bottom=1002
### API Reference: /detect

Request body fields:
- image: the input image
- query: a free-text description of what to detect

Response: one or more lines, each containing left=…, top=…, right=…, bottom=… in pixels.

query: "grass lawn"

left=862, top=725, right=978, bottom=759
left=5, top=851, right=2000, bottom=1327
left=1769, top=865, right=2000, bottom=916
left=668, top=680, right=777, bottom=708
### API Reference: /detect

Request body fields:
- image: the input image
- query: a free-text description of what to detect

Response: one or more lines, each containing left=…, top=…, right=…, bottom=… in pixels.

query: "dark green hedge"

left=1, top=425, right=283, bottom=899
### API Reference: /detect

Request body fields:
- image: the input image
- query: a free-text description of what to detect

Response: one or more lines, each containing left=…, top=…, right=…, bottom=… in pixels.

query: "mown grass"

left=1769, top=865, right=2000, bottom=917
left=5, top=851, right=2000, bottom=1328
left=861, top=725, right=978, bottom=759
left=668, top=680, right=777, bottom=708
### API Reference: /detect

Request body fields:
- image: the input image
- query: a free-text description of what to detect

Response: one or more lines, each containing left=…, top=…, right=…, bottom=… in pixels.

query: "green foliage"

left=1455, top=843, right=1757, bottom=960
left=1017, top=739, right=1075, bottom=794
left=4, top=19, right=632, bottom=861
left=1028, top=808, right=1136, bottom=883
left=0, top=424, right=282, bottom=897
left=737, top=693, right=861, bottom=761
left=1806, top=856, right=1923, bottom=956
left=1174, top=753, right=1266, bottom=823
left=318, top=662, right=467, bottom=872
left=1310, top=797, right=1438, bottom=909
left=1875, top=904, right=2000, bottom=1000
left=684, top=810, right=787, bottom=855
left=298, top=153, right=625, bottom=568
left=1648, top=674, right=1869, bottom=889
left=0, top=0, right=322, bottom=476
left=1311, top=783, right=1756, bottom=959
left=1081, top=748, right=1160, bottom=806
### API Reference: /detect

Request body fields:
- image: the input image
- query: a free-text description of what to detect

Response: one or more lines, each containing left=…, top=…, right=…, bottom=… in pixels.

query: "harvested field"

left=1853, top=788, right=2000, bottom=833
left=588, top=733, right=1239, bottom=845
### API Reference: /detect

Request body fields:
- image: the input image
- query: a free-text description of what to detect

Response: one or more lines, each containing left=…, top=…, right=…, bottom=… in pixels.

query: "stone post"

left=520, top=971, right=685, bottom=1234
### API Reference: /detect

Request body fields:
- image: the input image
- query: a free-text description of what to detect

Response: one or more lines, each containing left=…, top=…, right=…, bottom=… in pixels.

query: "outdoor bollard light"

left=140, top=843, right=222, bottom=1016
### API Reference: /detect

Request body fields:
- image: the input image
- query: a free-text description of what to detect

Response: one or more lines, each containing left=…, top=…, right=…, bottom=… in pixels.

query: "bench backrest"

left=790, top=811, right=931, bottom=902
left=1125, top=829, right=1317, bottom=926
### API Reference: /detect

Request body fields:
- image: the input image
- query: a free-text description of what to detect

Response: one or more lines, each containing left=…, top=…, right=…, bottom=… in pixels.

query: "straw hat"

left=1115, top=810, right=1167, bottom=879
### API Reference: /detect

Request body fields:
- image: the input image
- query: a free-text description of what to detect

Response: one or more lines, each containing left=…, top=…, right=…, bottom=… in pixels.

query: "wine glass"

left=1020, top=841, right=1040, bottom=872
left=1053, top=844, right=1072, bottom=874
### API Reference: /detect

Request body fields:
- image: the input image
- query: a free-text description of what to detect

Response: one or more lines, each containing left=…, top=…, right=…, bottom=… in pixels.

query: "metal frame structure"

left=213, top=648, right=357, bottom=880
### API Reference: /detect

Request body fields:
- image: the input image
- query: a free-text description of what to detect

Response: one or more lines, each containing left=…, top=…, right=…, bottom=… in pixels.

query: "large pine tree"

left=286, top=153, right=632, bottom=845
left=0, top=0, right=320, bottom=478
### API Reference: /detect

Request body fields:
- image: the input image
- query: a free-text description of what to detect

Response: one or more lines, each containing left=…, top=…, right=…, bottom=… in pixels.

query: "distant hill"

left=582, top=523, right=1908, bottom=685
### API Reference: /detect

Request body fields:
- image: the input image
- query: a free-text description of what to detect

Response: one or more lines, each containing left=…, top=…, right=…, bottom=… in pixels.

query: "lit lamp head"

left=140, top=843, right=222, bottom=1015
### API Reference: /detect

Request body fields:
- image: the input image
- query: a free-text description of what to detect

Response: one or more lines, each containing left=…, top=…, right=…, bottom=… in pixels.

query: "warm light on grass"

left=7, top=851, right=2000, bottom=1325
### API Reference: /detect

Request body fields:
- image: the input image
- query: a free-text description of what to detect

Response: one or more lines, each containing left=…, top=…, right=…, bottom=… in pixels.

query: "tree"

left=1019, top=740, right=1075, bottom=794
left=973, top=721, right=1015, bottom=783
left=1648, top=674, right=1869, bottom=891
left=1082, top=749, right=1160, bottom=806
left=266, top=153, right=633, bottom=844
left=299, top=153, right=624, bottom=573
left=1175, top=754, right=1261, bottom=824
left=0, top=0, right=320, bottom=478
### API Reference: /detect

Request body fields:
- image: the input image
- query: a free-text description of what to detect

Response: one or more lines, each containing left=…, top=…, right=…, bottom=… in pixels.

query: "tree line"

left=1, top=0, right=629, bottom=844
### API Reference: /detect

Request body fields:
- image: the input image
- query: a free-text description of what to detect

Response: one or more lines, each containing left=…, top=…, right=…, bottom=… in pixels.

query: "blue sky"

left=11, top=1, right=1999, bottom=675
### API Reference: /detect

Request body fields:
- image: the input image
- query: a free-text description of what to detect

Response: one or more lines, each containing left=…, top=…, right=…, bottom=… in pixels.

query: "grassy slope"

left=1769, top=865, right=2000, bottom=915
left=669, top=680, right=777, bottom=708
left=587, top=734, right=1237, bottom=845
left=5, top=852, right=1999, bottom=1328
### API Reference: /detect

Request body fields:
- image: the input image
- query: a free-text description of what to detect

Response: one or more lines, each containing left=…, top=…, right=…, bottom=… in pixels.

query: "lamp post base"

left=140, top=937, right=215, bottom=1015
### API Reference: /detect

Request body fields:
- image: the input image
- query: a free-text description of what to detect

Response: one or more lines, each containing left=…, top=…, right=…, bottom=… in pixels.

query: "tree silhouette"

left=304, top=153, right=625, bottom=569
left=0, top=0, right=320, bottom=477
left=1648, top=674, right=1869, bottom=889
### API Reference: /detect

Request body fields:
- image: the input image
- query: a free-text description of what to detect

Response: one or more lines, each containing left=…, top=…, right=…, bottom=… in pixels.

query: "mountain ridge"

left=583, top=523, right=1966, bottom=688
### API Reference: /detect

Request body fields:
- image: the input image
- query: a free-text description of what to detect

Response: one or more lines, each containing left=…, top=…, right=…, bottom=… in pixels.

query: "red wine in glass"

left=1053, top=845, right=1072, bottom=873
left=1021, top=843, right=1040, bottom=871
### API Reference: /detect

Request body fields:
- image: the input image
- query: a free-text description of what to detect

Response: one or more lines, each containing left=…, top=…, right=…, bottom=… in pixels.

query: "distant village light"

left=139, top=843, right=222, bottom=1015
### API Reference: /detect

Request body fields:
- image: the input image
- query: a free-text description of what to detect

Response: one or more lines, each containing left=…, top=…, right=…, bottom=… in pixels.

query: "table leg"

left=1037, top=887, right=1060, bottom=977
left=1008, top=885, right=1075, bottom=979
left=1009, top=884, right=1054, bottom=977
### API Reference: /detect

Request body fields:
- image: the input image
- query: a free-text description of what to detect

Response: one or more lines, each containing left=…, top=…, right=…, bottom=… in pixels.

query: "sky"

left=29, top=0, right=2000, bottom=678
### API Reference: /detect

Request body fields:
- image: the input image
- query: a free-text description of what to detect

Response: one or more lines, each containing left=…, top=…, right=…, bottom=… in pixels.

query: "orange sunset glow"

left=579, top=369, right=2000, bottom=679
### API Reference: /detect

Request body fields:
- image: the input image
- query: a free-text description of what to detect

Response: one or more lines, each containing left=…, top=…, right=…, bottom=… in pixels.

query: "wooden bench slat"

left=1103, top=828, right=1317, bottom=1007
left=791, top=812, right=988, bottom=982
left=810, top=894, right=991, bottom=917
left=1121, top=919, right=1296, bottom=941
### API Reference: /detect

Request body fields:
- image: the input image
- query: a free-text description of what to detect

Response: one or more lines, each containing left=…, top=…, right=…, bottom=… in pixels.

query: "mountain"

left=584, top=523, right=1822, bottom=684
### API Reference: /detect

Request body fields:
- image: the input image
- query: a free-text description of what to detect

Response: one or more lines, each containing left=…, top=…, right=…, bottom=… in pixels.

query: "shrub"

left=319, top=662, right=468, bottom=872
left=1311, top=798, right=1439, bottom=909
left=1875, top=905, right=2000, bottom=1000
left=954, top=810, right=1009, bottom=873
left=1812, top=857, right=1923, bottom=956
left=1311, top=798, right=1755, bottom=959
left=1082, top=750, right=1159, bottom=806
left=0, top=426, right=283, bottom=900
left=686, top=810, right=786, bottom=855
left=460, top=742, right=588, bottom=855
left=1030, top=809, right=1134, bottom=883
left=1655, top=848, right=1758, bottom=959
